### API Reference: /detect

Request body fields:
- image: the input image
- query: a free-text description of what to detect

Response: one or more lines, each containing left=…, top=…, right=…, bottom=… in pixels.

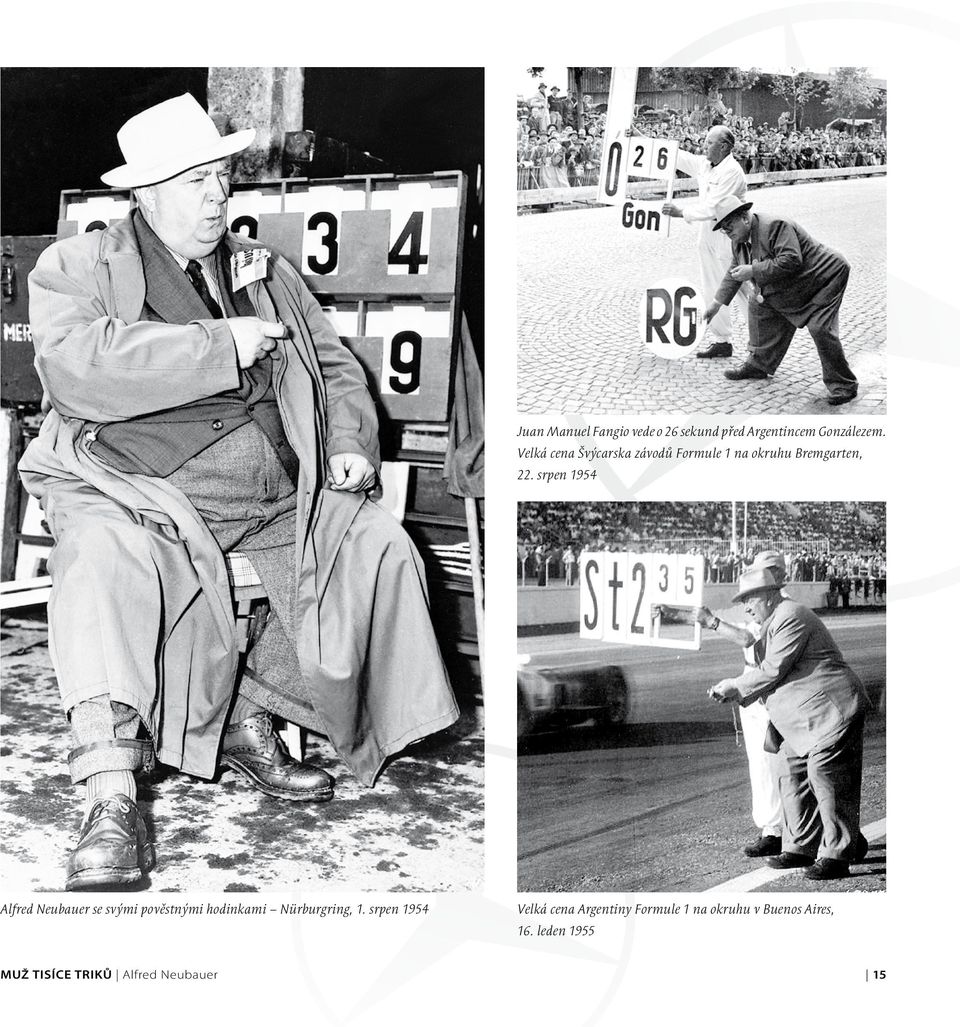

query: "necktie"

left=184, top=259, right=223, bottom=318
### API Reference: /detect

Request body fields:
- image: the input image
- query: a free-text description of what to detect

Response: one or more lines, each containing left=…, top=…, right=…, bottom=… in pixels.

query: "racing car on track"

left=517, top=657, right=628, bottom=737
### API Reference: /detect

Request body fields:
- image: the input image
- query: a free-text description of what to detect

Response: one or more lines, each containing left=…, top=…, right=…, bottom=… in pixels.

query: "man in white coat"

left=661, top=551, right=786, bottom=856
left=661, top=125, right=750, bottom=359
left=694, top=551, right=786, bottom=856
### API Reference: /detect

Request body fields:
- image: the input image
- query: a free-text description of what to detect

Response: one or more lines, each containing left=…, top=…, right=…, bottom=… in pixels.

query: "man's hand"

left=694, top=606, right=715, bottom=627
left=703, top=301, right=722, bottom=324
left=661, top=202, right=683, bottom=218
left=709, top=679, right=741, bottom=704
left=326, top=452, right=377, bottom=493
left=729, top=264, right=754, bottom=283
left=227, top=317, right=287, bottom=369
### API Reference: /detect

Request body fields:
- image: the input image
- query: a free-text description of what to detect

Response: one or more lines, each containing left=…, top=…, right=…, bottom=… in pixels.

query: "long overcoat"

left=19, top=215, right=458, bottom=786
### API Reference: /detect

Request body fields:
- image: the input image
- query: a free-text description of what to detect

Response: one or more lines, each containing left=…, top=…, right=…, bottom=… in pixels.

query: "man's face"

left=139, top=159, right=231, bottom=258
left=719, top=211, right=751, bottom=247
left=704, top=128, right=731, bottom=165
left=741, top=590, right=779, bottom=624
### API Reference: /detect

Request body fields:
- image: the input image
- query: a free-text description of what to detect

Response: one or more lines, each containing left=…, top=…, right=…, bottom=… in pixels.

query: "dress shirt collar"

left=161, top=245, right=222, bottom=304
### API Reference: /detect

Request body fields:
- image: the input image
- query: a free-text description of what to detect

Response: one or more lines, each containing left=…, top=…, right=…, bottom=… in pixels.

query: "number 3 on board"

left=306, top=211, right=339, bottom=274
left=304, top=211, right=428, bottom=275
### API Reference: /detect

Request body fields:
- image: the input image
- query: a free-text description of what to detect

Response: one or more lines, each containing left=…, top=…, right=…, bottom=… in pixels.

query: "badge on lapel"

left=230, top=248, right=270, bottom=291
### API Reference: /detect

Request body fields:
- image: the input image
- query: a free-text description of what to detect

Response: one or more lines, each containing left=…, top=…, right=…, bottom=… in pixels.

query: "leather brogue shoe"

left=696, top=341, right=733, bottom=359
left=743, top=834, right=782, bottom=858
left=765, top=851, right=814, bottom=870
left=804, top=858, right=850, bottom=881
left=65, top=794, right=155, bottom=891
left=724, top=362, right=768, bottom=381
left=221, top=713, right=334, bottom=802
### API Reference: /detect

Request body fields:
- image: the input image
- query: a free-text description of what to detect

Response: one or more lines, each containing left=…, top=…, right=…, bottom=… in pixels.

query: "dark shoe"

left=724, top=362, right=768, bottom=381
left=696, top=341, right=733, bottom=359
left=827, top=392, right=857, bottom=406
left=65, top=794, right=155, bottom=891
left=221, top=713, right=334, bottom=802
left=804, top=858, right=850, bottom=880
left=852, top=832, right=869, bottom=863
left=765, top=851, right=814, bottom=870
left=744, top=834, right=782, bottom=858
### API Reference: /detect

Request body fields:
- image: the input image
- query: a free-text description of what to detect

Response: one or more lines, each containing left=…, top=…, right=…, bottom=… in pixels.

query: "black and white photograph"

left=517, top=501, right=886, bottom=892
left=0, top=67, right=484, bottom=892
left=517, top=66, right=886, bottom=415
left=2, top=3, right=959, bottom=1021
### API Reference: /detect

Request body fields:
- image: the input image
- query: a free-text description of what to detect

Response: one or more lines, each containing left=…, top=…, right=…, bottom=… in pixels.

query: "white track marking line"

left=705, top=818, right=886, bottom=893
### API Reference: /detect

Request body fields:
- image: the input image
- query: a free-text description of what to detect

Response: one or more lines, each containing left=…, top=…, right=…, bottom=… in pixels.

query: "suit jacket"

left=20, top=214, right=457, bottom=785
left=715, top=212, right=850, bottom=328
left=90, top=211, right=295, bottom=479
left=735, top=600, right=869, bottom=757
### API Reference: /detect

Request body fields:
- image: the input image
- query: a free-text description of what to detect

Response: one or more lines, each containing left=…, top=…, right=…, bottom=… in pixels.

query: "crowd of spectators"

left=517, top=82, right=887, bottom=191
left=516, top=83, right=605, bottom=190
left=516, top=501, right=886, bottom=604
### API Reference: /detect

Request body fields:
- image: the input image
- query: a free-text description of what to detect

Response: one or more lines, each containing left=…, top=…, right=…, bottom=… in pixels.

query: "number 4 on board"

left=387, top=212, right=428, bottom=274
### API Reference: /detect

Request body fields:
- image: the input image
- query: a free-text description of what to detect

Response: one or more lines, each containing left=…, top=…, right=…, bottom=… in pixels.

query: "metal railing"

left=517, top=162, right=886, bottom=208
left=517, top=165, right=600, bottom=192
left=517, top=537, right=842, bottom=588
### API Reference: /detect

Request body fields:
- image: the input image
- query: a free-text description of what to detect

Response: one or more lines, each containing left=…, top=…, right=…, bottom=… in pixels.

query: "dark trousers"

left=779, top=716, right=865, bottom=861
left=747, top=271, right=858, bottom=398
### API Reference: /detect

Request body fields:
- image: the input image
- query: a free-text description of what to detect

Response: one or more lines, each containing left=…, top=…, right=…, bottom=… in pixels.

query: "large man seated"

left=19, top=93, right=459, bottom=890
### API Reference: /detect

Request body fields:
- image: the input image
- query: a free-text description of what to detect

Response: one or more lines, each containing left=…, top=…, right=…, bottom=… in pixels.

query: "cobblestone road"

left=517, top=178, right=886, bottom=415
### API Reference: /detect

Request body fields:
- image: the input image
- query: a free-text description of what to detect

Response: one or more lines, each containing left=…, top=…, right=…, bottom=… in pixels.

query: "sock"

left=228, top=695, right=266, bottom=726
left=85, top=770, right=137, bottom=811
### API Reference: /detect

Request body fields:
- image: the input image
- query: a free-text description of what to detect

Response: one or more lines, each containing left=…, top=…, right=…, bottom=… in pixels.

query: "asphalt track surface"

left=517, top=177, right=886, bottom=415
left=517, top=612, right=886, bottom=893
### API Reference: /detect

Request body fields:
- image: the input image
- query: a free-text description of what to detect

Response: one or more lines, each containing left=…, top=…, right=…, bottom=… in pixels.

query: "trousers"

left=698, top=225, right=749, bottom=342
left=63, top=422, right=318, bottom=781
left=779, top=716, right=865, bottom=861
left=739, top=700, right=783, bottom=836
left=746, top=268, right=858, bottom=399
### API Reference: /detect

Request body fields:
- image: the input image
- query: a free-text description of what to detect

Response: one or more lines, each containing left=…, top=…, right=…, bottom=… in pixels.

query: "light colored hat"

left=752, top=550, right=786, bottom=574
left=712, top=194, right=753, bottom=231
left=731, top=566, right=781, bottom=603
left=101, top=93, right=255, bottom=188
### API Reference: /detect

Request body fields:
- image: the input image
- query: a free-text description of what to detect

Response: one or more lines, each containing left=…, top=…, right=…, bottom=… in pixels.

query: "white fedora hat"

left=731, top=566, right=781, bottom=603
left=712, top=194, right=753, bottom=231
left=751, top=549, right=787, bottom=580
left=101, top=93, right=255, bottom=188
